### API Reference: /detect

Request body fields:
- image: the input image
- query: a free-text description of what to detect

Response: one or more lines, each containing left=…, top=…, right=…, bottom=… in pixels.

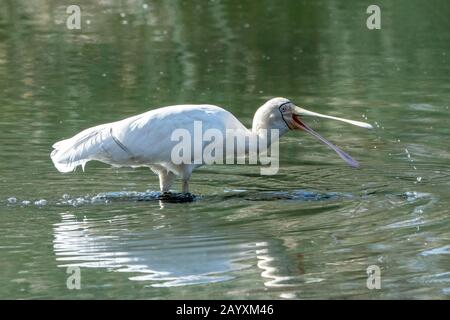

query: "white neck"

left=250, top=110, right=289, bottom=151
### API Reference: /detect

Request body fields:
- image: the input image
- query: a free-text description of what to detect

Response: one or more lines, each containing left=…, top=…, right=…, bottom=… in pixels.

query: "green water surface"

left=0, top=0, right=449, bottom=299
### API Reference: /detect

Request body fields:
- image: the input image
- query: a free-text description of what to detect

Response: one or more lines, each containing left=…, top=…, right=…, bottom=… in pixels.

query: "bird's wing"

left=50, top=104, right=249, bottom=173
left=50, top=122, right=132, bottom=172
left=115, top=104, right=249, bottom=161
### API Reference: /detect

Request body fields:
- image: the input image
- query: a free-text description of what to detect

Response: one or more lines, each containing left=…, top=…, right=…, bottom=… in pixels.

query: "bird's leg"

left=182, top=179, right=189, bottom=194
left=180, top=164, right=194, bottom=195
left=157, top=170, right=176, bottom=193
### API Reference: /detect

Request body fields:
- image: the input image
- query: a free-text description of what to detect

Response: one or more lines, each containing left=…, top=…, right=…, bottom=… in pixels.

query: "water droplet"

left=280, top=293, right=297, bottom=299
left=34, top=199, right=47, bottom=206
left=75, top=197, right=88, bottom=205
left=7, top=197, right=17, bottom=204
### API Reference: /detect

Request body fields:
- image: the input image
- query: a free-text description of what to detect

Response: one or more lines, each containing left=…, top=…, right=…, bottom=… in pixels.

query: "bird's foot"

left=158, top=192, right=196, bottom=203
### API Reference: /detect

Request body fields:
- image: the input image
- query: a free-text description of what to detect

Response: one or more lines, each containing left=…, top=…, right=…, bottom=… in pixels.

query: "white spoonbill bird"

left=51, top=97, right=372, bottom=194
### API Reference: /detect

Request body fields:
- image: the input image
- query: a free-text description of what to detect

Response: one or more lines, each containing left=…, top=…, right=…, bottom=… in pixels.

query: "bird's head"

left=253, top=97, right=373, bottom=167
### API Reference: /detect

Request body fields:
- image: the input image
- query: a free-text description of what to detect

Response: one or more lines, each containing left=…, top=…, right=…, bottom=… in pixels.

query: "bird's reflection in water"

left=52, top=210, right=305, bottom=291
left=53, top=212, right=250, bottom=286
left=255, top=242, right=310, bottom=291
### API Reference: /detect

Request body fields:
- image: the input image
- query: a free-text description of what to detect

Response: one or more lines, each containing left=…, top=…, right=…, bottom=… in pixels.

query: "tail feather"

left=50, top=124, right=112, bottom=173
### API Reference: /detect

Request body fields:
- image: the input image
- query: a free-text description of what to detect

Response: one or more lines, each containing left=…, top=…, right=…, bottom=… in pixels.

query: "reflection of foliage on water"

left=1, top=0, right=449, bottom=162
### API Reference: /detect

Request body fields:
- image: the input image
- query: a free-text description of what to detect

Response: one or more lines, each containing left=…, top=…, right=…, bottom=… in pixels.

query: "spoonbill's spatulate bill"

left=51, top=97, right=372, bottom=193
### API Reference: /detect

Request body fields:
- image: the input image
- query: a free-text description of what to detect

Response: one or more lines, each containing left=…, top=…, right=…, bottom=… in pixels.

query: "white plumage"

left=51, top=104, right=248, bottom=193
left=51, top=97, right=372, bottom=194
